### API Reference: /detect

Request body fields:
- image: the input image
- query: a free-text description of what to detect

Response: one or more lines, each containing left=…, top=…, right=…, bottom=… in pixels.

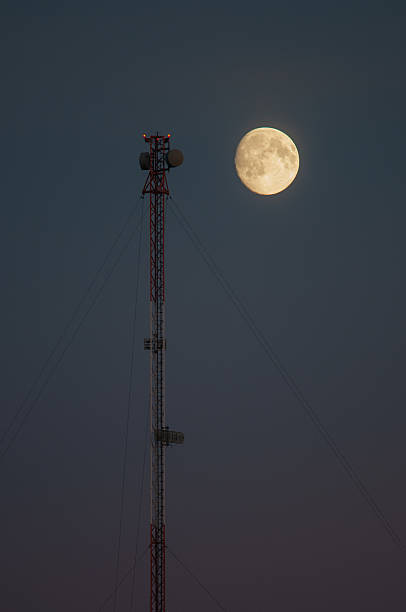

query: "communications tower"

left=140, top=133, right=184, bottom=612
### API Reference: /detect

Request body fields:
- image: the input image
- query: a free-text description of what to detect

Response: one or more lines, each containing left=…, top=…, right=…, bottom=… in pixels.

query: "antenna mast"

left=140, top=133, right=184, bottom=612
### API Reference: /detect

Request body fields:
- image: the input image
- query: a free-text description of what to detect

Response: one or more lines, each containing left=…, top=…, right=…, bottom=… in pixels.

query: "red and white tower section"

left=140, top=134, right=184, bottom=612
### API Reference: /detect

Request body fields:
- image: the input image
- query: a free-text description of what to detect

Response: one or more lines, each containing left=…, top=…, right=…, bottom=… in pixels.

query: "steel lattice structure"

left=141, top=133, right=183, bottom=612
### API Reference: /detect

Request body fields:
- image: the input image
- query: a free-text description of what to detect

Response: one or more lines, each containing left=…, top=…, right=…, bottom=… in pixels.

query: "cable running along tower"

left=140, top=133, right=184, bottom=612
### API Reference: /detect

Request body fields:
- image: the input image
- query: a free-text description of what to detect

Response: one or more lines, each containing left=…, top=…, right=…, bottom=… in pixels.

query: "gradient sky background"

left=1, top=2, right=406, bottom=611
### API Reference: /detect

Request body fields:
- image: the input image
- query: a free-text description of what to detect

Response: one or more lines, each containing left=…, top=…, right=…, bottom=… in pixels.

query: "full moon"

left=235, top=127, right=299, bottom=195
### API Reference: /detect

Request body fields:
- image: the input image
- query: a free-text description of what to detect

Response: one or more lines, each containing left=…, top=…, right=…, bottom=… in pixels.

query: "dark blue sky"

left=1, top=2, right=406, bottom=611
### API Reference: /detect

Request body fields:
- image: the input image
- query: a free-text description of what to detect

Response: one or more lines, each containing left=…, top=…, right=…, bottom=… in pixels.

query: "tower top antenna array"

left=140, top=133, right=184, bottom=612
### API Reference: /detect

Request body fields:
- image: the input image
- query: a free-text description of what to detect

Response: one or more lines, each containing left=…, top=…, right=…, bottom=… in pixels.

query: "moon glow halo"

left=235, top=127, right=299, bottom=195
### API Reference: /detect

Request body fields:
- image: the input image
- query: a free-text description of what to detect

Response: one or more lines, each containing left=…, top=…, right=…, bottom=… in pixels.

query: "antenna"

left=140, top=133, right=184, bottom=612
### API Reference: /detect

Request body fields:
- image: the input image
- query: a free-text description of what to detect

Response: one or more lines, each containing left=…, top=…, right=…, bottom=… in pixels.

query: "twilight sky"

left=1, top=2, right=406, bottom=611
